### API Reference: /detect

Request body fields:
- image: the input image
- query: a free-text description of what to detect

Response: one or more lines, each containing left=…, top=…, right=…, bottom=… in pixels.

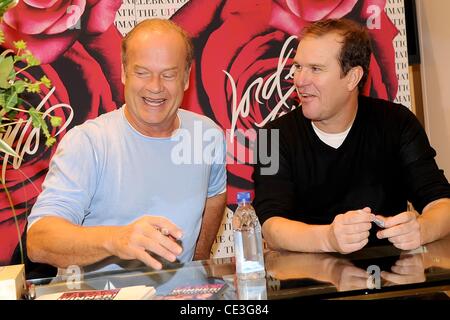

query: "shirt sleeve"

left=397, top=106, right=450, bottom=212
left=253, top=124, right=296, bottom=226
left=28, top=127, right=99, bottom=228
left=207, top=127, right=227, bottom=198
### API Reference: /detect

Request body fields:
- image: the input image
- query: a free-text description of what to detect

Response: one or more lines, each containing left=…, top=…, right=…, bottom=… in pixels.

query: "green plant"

left=0, top=38, right=62, bottom=155
left=0, top=0, right=62, bottom=264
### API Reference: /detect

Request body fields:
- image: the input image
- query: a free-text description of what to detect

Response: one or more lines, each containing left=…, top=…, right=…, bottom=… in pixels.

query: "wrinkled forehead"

left=125, top=28, right=188, bottom=62
left=127, top=30, right=187, bottom=64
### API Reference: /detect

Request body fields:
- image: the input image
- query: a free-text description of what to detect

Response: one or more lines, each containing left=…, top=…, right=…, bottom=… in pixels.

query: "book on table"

left=35, top=285, right=156, bottom=300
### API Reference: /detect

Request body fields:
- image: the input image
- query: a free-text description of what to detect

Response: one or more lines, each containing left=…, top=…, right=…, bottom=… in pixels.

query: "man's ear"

left=121, top=63, right=126, bottom=85
left=347, top=66, right=364, bottom=91
left=184, top=66, right=192, bottom=91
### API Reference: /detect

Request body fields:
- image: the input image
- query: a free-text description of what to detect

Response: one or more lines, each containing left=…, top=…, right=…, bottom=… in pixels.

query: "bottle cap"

left=237, top=192, right=251, bottom=203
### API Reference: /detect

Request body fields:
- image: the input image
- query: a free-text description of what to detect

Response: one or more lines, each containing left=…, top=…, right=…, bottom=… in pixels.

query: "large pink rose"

left=173, top=0, right=400, bottom=205
left=0, top=0, right=124, bottom=264
left=0, top=0, right=124, bottom=104
left=1, top=0, right=120, bottom=62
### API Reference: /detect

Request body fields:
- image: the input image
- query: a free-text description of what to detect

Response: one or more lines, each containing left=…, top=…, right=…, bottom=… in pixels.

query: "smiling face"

left=293, top=32, right=361, bottom=133
left=122, top=28, right=190, bottom=137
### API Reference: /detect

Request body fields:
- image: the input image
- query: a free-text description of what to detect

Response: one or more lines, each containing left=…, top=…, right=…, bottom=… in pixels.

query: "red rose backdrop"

left=0, top=0, right=123, bottom=264
left=0, top=0, right=408, bottom=263
left=171, top=0, right=401, bottom=207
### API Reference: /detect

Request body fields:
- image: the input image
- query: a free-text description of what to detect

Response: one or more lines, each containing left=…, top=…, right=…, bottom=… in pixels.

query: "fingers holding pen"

left=329, top=208, right=374, bottom=254
left=147, top=216, right=184, bottom=241
left=375, top=211, right=421, bottom=250
left=107, top=216, right=184, bottom=269
left=141, top=222, right=183, bottom=261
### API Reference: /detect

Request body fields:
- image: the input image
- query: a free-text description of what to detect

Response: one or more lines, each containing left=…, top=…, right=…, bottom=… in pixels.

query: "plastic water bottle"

left=232, top=191, right=266, bottom=280
left=236, top=277, right=268, bottom=300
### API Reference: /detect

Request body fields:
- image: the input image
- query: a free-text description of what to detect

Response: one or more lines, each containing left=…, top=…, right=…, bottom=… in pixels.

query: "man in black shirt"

left=253, top=19, right=450, bottom=254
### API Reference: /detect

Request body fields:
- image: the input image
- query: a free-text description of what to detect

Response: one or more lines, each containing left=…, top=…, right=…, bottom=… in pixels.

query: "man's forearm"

left=419, top=198, right=450, bottom=245
left=194, top=193, right=227, bottom=260
left=262, top=216, right=333, bottom=252
left=27, top=216, right=116, bottom=268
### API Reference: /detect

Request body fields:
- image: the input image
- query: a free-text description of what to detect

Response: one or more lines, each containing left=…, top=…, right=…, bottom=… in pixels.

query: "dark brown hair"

left=301, top=19, right=372, bottom=91
left=121, top=18, right=194, bottom=71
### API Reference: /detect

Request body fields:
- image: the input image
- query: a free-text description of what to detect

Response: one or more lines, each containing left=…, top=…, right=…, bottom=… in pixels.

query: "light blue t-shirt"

left=28, top=106, right=227, bottom=263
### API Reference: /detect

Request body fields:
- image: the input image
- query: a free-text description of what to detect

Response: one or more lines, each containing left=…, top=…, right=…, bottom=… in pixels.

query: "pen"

left=358, top=210, right=385, bottom=228
left=372, top=218, right=385, bottom=228
left=158, top=227, right=181, bottom=241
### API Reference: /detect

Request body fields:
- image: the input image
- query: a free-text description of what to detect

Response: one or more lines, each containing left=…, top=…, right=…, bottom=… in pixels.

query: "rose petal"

left=363, top=55, right=389, bottom=100
left=172, top=0, right=224, bottom=37
left=0, top=22, right=79, bottom=64
left=23, top=0, right=60, bottom=9
left=58, top=41, right=118, bottom=118
left=45, top=0, right=87, bottom=34
left=284, top=0, right=358, bottom=21
left=360, top=0, right=399, bottom=100
left=78, top=25, right=124, bottom=107
left=270, top=1, right=306, bottom=36
left=3, top=0, right=82, bottom=34
left=84, top=0, right=122, bottom=34
left=3, top=0, right=88, bottom=35
left=323, top=0, right=359, bottom=20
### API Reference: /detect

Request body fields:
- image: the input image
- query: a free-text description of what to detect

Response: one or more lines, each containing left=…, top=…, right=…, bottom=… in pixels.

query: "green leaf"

left=0, top=0, right=18, bottom=13
left=0, top=56, right=14, bottom=89
left=50, top=116, right=62, bottom=127
left=4, top=90, right=18, bottom=111
left=13, top=79, right=26, bottom=93
left=30, top=108, right=52, bottom=146
left=0, top=137, right=19, bottom=158
left=28, top=107, right=45, bottom=128
left=6, top=109, right=18, bottom=119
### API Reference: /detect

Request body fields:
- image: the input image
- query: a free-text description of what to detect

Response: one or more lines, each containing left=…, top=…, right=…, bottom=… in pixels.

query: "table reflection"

left=27, top=236, right=450, bottom=300
left=265, top=235, right=450, bottom=297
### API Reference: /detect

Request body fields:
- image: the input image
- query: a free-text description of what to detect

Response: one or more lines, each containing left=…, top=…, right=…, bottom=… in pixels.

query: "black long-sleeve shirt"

left=253, top=95, right=450, bottom=244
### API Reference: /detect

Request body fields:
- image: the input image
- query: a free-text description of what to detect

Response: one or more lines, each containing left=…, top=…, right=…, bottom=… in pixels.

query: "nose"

left=293, top=67, right=310, bottom=89
left=145, top=75, right=163, bottom=93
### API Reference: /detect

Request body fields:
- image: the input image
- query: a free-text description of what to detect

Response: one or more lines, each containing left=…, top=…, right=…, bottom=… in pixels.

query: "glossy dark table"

left=27, top=235, right=450, bottom=300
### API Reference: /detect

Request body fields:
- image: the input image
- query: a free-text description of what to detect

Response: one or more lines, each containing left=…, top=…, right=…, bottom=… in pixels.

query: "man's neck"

left=123, top=106, right=180, bottom=138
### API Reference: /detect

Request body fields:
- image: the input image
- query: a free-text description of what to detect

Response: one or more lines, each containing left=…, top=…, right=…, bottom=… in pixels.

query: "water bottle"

left=232, top=191, right=266, bottom=280
left=236, top=277, right=268, bottom=300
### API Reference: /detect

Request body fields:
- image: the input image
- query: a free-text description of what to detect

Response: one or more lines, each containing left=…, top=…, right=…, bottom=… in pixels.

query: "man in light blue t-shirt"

left=27, top=19, right=227, bottom=270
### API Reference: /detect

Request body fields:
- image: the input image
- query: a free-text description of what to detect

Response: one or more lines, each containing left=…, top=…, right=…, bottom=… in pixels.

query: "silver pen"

left=358, top=210, right=385, bottom=228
